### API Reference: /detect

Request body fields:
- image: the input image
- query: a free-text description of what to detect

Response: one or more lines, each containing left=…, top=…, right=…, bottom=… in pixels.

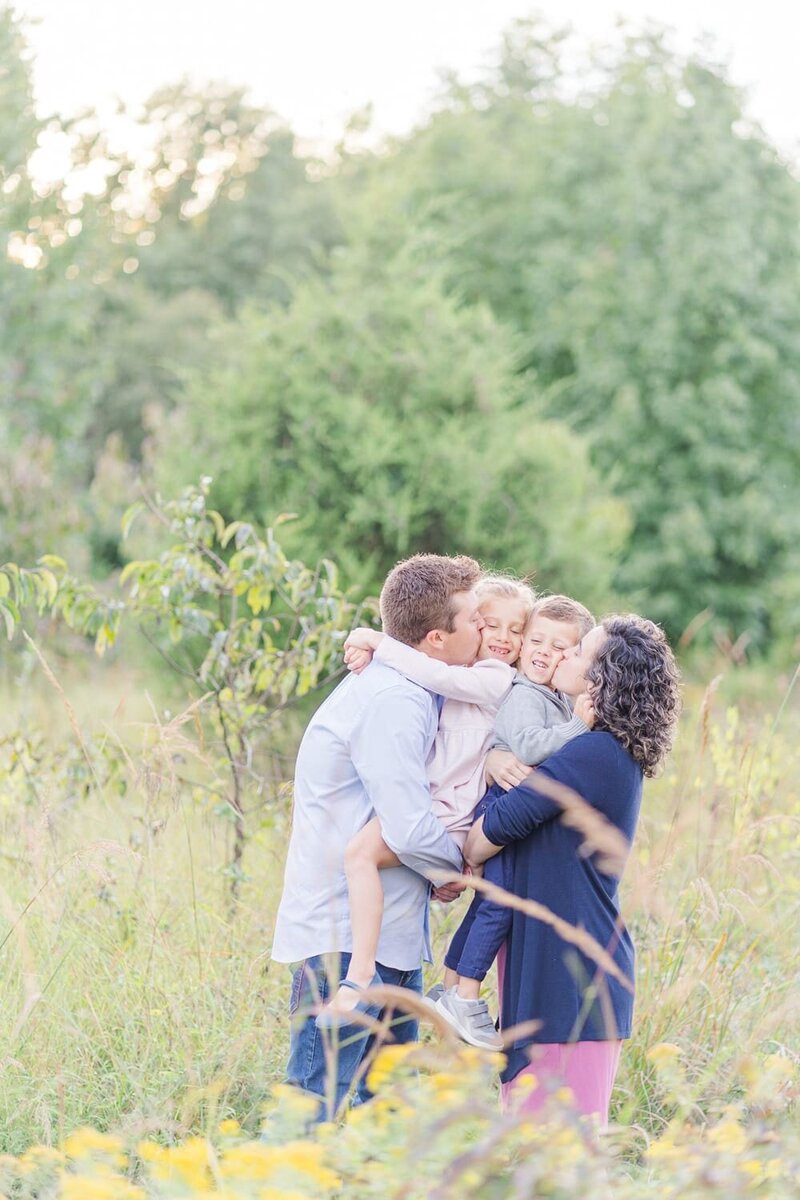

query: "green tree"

left=0, top=8, right=96, bottom=562
left=69, top=81, right=341, bottom=313
left=0, top=480, right=361, bottom=894
left=338, top=21, right=800, bottom=647
left=153, top=247, right=629, bottom=609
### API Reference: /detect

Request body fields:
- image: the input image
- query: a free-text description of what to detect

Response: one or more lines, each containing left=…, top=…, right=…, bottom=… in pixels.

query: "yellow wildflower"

left=646, top=1139, right=683, bottom=1163
left=22, top=1145, right=64, bottom=1160
left=366, top=1042, right=416, bottom=1090
left=266, top=1083, right=322, bottom=1120
left=63, top=1128, right=126, bottom=1167
left=647, top=1042, right=682, bottom=1066
left=136, top=1136, right=214, bottom=1191
left=217, top=1119, right=242, bottom=1137
left=61, top=1128, right=123, bottom=1156
left=259, top=1191, right=316, bottom=1200
left=763, top=1053, right=794, bottom=1080
left=221, top=1138, right=341, bottom=1190
left=708, top=1118, right=748, bottom=1155
left=59, top=1175, right=145, bottom=1200
left=18, top=1145, right=65, bottom=1169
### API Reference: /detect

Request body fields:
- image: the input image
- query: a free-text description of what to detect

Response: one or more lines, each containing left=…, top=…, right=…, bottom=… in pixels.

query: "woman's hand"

left=574, top=691, right=596, bottom=728
left=343, top=627, right=383, bottom=674
left=485, top=748, right=530, bottom=790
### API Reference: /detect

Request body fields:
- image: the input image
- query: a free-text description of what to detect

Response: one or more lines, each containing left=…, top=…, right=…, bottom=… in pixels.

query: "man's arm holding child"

left=350, top=686, right=463, bottom=883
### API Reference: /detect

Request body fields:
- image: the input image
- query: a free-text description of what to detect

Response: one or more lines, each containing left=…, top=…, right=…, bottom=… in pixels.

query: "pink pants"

left=500, top=1040, right=622, bottom=1128
left=496, top=947, right=622, bottom=1130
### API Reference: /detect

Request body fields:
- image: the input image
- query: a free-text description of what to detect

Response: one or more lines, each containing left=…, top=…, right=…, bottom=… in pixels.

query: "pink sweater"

left=374, top=638, right=514, bottom=847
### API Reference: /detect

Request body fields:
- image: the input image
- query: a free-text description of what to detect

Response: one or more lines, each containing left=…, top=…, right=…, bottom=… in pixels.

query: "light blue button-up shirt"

left=271, top=660, right=464, bottom=971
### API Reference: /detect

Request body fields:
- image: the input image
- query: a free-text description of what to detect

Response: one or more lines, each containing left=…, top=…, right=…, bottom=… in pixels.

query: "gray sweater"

left=492, top=674, right=589, bottom=766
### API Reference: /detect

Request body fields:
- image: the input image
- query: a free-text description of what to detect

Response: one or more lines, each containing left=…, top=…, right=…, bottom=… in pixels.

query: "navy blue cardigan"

left=481, top=731, right=642, bottom=1084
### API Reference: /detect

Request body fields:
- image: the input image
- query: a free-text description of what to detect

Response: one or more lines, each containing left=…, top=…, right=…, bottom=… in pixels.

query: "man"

left=271, top=553, right=484, bottom=1118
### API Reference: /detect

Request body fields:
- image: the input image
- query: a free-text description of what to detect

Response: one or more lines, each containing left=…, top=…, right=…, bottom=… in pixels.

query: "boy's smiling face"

left=477, top=596, right=528, bottom=665
left=518, top=615, right=581, bottom=688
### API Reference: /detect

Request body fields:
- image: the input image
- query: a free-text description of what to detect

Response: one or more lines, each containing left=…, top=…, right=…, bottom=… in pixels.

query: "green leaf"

left=37, top=568, right=59, bottom=607
left=94, top=623, right=116, bottom=657
left=120, top=501, right=146, bottom=539
left=221, top=521, right=244, bottom=549
left=246, top=584, right=262, bottom=615
left=0, top=600, right=20, bottom=640
left=208, top=509, right=226, bottom=542
left=37, top=555, right=67, bottom=571
left=119, top=560, right=153, bottom=587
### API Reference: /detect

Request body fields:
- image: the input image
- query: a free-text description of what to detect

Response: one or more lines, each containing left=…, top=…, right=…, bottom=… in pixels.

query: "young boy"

left=434, top=594, right=595, bottom=1048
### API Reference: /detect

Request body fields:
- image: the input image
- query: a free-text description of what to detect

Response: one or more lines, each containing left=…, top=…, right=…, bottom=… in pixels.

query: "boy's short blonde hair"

left=530, top=593, right=594, bottom=639
left=476, top=573, right=536, bottom=620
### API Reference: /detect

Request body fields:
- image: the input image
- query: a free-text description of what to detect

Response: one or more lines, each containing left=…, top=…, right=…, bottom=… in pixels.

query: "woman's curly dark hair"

left=585, top=615, right=681, bottom=777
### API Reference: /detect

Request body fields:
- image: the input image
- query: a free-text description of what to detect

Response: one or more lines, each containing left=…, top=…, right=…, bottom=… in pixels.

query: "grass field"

left=0, top=648, right=797, bottom=1194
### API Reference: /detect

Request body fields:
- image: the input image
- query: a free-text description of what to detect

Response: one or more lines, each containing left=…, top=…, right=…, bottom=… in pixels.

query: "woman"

left=464, top=614, right=680, bottom=1127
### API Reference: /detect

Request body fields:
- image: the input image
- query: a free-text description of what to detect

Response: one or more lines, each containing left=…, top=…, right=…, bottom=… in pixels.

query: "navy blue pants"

left=444, top=790, right=514, bottom=981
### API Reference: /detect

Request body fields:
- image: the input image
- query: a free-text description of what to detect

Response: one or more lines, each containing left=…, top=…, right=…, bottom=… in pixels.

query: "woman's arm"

left=479, top=770, right=563, bottom=848
left=374, top=637, right=513, bottom=705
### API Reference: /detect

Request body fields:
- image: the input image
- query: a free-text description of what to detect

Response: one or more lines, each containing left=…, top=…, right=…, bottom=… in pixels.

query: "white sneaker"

left=434, top=989, right=503, bottom=1050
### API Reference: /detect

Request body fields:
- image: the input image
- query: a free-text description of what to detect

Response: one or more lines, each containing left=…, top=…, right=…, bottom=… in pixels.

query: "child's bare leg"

left=443, top=967, right=459, bottom=991
left=325, top=817, right=400, bottom=1015
left=455, top=976, right=480, bottom=1001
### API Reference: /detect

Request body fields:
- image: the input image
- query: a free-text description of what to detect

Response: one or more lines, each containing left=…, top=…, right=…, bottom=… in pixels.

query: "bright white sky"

left=12, top=0, right=800, bottom=160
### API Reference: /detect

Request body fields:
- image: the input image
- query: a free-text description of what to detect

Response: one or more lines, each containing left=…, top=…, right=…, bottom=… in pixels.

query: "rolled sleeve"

left=350, top=687, right=463, bottom=881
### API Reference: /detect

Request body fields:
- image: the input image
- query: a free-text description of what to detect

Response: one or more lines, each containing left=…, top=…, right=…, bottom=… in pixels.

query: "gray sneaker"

left=424, top=982, right=446, bottom=1007
left=434, top=989, right=503, bottom=1050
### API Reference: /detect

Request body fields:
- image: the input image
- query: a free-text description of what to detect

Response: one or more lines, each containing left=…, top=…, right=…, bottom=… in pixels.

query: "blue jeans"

left=444, top=789, right=513, bottom=981
left=285, top=951, right=423, bottom=1121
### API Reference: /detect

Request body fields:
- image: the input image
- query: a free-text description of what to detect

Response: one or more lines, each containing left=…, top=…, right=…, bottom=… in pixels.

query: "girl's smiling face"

left=477, top=595, right=529, bottom=665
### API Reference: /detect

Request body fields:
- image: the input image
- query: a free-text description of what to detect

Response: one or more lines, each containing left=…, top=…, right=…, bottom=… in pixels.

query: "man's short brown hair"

left=380, top=554, right=482, bottom=646
left=530, top=594, right=595, bottom=639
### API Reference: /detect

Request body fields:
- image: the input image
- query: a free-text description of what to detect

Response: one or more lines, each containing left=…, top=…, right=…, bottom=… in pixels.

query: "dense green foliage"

left=1, top=8, right=799, bottom=655
left=333, top=25, right=800, bottom=644
left=0, top=480, right=362, bottom=890
left=155, top=250, right=628, bottom=606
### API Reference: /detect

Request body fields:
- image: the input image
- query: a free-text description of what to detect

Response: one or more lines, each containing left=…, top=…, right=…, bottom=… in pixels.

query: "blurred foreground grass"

left=0, top=657, right=797, bottom=1194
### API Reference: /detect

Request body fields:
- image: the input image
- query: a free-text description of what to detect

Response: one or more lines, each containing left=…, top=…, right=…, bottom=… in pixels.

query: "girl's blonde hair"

left=476, top=573, right=536, bottom=622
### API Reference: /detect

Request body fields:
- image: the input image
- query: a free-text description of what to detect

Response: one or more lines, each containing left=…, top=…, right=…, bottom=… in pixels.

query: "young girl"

left=316, top=574, right=534, bottom=1028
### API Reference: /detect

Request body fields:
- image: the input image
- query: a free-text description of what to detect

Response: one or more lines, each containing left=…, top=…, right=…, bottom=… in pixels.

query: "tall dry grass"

left=0, top=657, right=797, bottom=1158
